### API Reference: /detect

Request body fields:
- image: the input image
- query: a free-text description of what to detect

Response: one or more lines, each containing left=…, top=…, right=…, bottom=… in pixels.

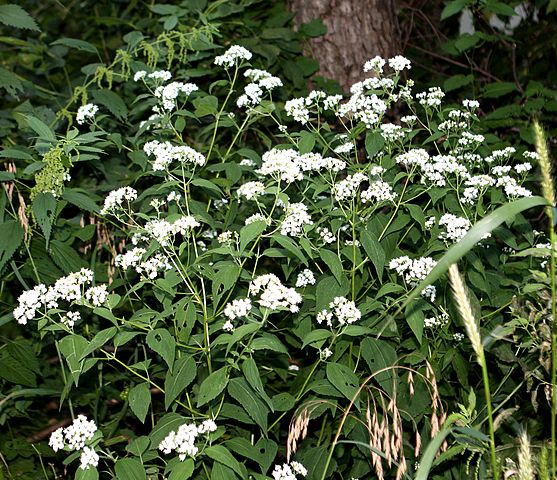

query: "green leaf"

left=63, top=189, right=100, bottom=213
left=32, top=192, right=56, bottom=247
left=365, top=131, right=385, bottom=158
left=302, top=329, right=333, bottom=349
left=360, top=338, right=397, bottom=395
left=483, top=82, right=518, bottom=98
left=272, top=234, right=308, bottom=265
left=455, top=33, right=482, bottom=52
left=149, top=413, right=184, bottom=446
left=484, top=1, right=516, bottom=16
left=128, top=382, right=151, bottom=423
left=24, top=115, right=56, bottom=143
left=58, top=335, right=88, bottom=385
left=168, top=459, right=194, bottom=480
left=75, top=468, right=98, bottom=480
left=360, top=228, right=385, bottom=279
left=197, top=367, right=228, bottom=406
left=146, top=329, right=176, bottom=370
left=49, top=239, right=87, bottom=273
left=92, top=89, right=128, bottom=120
left=441, top=0, right=471, bottom=20
left=205, top=445, right=245, bottom=478
left=80, top=327, right=117, bottom=360
left=406, top=299, right=426, bottom=344
left=114, top=458, right=147, bottom=480
left=250, top=334, right=288, bottom=354
left=52, top=38, right=98, bottom=54
left=239, top=221, right=267, bottom=253
left=397, top=196, right=549, bottom=313
left=0, top=66, right=23, bottom=97
left=0, top=220, right=24, bottom=273
left=300, top=18, right=327, bottom=37
left=210, top=463, right=239, bottom=480
left=228, top=378, right=269, bottom=430
left=193, top=95, right=218, bottom=117
left=320, top=249, right=344, bottom=285
left=326, top=362, right=360, bottom=405
left=164, top=355, right=197, bottom=409
left=6, top=342, right=40, bottom=373
left=443, top=74, right=474, bottom=92
left=242, top=357, right=274, bottom=411
left=298, top=130, right=315, bottom=154
left=0, top=354, right=36, bottom=386
left=0, top=4, right=40, bottom=31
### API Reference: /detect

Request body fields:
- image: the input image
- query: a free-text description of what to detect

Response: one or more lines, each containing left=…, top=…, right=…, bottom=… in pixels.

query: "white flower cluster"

left=380, top=123, right=407, bottom=142
left=154, top=82, right=198, bottom=111
left=272, top=461, right=308, bottom=480
left=438, top=214, right=471, bottom=243
left=317, top=296, right=361, bottom=327
left=100, top=186, right=137, bottom=215
left=224, top=298, right=252, bottom=320
left=361, top=180, right=396, bottom=203
left=49, top=415, right=99, bottom=470
left=158, top=419, right=217, bottom=461
left=144, top=215, right=200, bottom=247
left=85, top=285, right=108, bottom=307
left=338, top=93, right=387, bottom=129
left=416, top=87, right=445, bottom=107
left=281, top=202, right=313, bottom=237
left=237, top=69, right=282, bottom=108
left=237, top=181, right=266, bottom=201
left=332, top=172, right=367, bottom=201
left=296, top=269, right=316, bottom=288
left=245, top=213, right=270, bottom=226
left=496, top=175, right=532, bottom=198
left=317, top=226, right=336, bottom=244
left=424, top=312, right=449, bottom=328
left=143, top=140, right=206, bottom=171
left=485, top=146, right=516, bottom=164
left=388, top=55, right=412, bottom=71
left=462, top=175, right=495, bottom=204
left=389, top=256, right=437, bottom=301
left=214, top=45, right=252, bottom=68
left=76, top=104, right=99, bottom=125
left=249, top=274, right=302, bottom=313
left=363, top=55, right=386, bottom=73
left=134, top=70, right=172, bottom=82
left=14, top=268, right=95, bottom=324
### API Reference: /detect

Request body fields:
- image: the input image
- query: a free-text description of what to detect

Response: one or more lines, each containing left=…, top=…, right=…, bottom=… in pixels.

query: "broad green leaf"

left=0, top=4, right=40, bottom=31
left=300, top=18, right=327, bottom=37
left=0, top=220, right=24, bottom=273
left=360, top=338, right=397, bottom=395
left=360, top=228, right=385, bottom=279
left=239, top=221, right=267, bottom=253
left=0, top=66, right=23, bottom=97
left=92, top=89, right=128, bottom=120
left=298, top=130, right=315, bottom=154
left=242, top=357, right=274, bottom=411
left=49, top=239, right=88, bottom=273
left=32, top=192, right=56, bottom=247
left=250, top=334, right=288, bottom=354
left=272, top=234, right=308, bottom=265
left=302, top=329, right=333, bottom=348
left=205, top=445, right=245, bottom=478
left=193, top=95, right=218, bottom=117
left=443, top=74, right=474, bottom=92
left=128, top=382, right=151, bottom=423
left=24, top=115, right=56, bottom=143
left=114, top=458, right=147, bottom=480
left=146, top=329, right=175, bottom=370
left=365, top=130, right=384, bottom=158
left=197, top=367, right=228, bottom=406
left=405, top=299, right=425, bottom=344
left=483, top=82, right=518, bottom=98
left=75, top=468, right=99, bottom=480
left=63, top=189, right=100, bottom=213
left=126, top=436, right=150, bottom=456
left=210, top=463, right=239, bottom=480
left=52, top=38, right=98, bottom=54
left=58, top=335, right=88, bottom=385
left=228, top=378, right=269, bottom=430
left=326, top=362, right=360, bottom=405
left=80, top=327, right=117, bottom=360
left=164, top=355, right=197, bottom=409
left=6, top=342, right=40, bottom=373
left=320, top=249, right=344, bottom=285
left=316, top=275, right=349, bottom=312
left=168, top=459, right=194, bottom=480
left=441, top=0, right=471, bottom=20
left=0, top=354, right=36, bottom=386
left=149, top=413, right=184, bottom=446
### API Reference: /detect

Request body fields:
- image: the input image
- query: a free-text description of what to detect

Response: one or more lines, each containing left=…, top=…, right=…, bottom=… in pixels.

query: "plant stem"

left=479, top=349, right=498, bottom=480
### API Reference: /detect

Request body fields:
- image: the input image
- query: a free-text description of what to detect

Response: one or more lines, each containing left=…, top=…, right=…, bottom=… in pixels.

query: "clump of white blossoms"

left=249, top=274, right=302, bottom=313
left=332, top=172, right=367, bottom=201
left=85, top=285, right=108, bottom=307
left=223, top=298, right=252, bottom=331
left=79, top=446, right=100, bottom=470
left=280, top=202, right=313, bottom=237
left=143, top=140, right=206, bottom=171
left=159, top=419, right=217, bottom=461
left=272, top=461, right=308, bottom=480
left=237, top=69, right=282, bottom=108
left=361, top=180, right=396, bottom=203
left=438, top=214, right=471, bottom=243
left=317, top=296, right=361, bottom=327
left=143, top=215, right=200, bottom=247
left=237, top=181, right=266, bottom=201
left=76, top=103, right=99, bottom=125
left=296, top=269, right=316, bottom=288
left=49, top=415, right=98, bottom=455
left=14, top=268, right=96, bottom=324
left=424, top=312, right=449, bottom=328
left=258, top=148, right=303, bottom=183
left=154, top=81, right=198, bottom=111
left=100, top=186, right=137, bottom=215
left=214, top=45, right=252, bottom=68
left=389, top=256, right=437, bottom=301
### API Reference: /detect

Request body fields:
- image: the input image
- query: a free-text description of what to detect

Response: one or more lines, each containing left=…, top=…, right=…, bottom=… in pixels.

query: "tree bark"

left=288, top=0, right=400, bottom=91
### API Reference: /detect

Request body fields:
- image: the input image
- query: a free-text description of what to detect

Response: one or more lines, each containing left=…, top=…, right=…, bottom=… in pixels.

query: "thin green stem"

left=479, top=349, right=498, bottom=480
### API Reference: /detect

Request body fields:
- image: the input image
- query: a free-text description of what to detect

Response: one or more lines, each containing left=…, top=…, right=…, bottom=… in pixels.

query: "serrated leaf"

left=0, top=66, right=23, bottom=97
left=228, top=378, right=268, bottom=430
left=0, top=220, right=24, bottom=273
left=63, top=189, right=100, bottom=213
left=197, top=367, right=228, bottom=406
left=168, top=459, right=194, bottom=480
left=49, top=239, right=87, bottom=273
left=320, top=249, right=344, bottom=285
left=146, top=329, right=175, bottom=370
left=80, top=327, right=117, bottom=360
left=114, top=458, right=147, bottom=480
left=0, top=4, right=40, bottom=31
left=164, top=355, right=197, bottom=409
left=128, top=382, right=151, bottom=423
left=58, top=335, right=88, bottom=385
left=360, top=337, right=397, bottom=395
left=32, top=192, right=56, bottom=247
left=360, top=228, right=385, bottom=279
left=52, top=38, right=98, bottom=54
left=24, top=115, right=56, bottom=143
left=92, top=89, right=128, bottom=120
left=242, top=357, right=274, bottom=411
left=326, top=362, right=360, bottom=406
left=205, top=445, right=245, bottom=478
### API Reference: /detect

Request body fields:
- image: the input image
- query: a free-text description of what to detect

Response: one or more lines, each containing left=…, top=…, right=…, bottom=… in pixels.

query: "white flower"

left=290, top=461, right=308, bottom=477
left=79, top=447, right=99, bottom=470
left=155, top=82, right=198, bottom=111
left=380, top=123, right=406, bottom=142
left=317, top=226, right=335, bottom=244
left=272, top=462, right=307, bottom=480
left=159, top=423, right=199, bottom=461
left=76, top=104, right=99, bottom=125
left=296, top=269, right=316, bottom=288
left=143, top=140, right=206, bottom=171
left=284, top=97, right=310, bottom=124
left=462, top=99, right=479, bottom=109
left=361, top=180, right=396, bottom=203
left=237, top=82, right=263, bottom=108
left=224, top=298, right=252, bottom=320
left=332, top=172, right=367, bottom=201
left=388, top=55, right=411, bottom=71
left=134, top=70, right=147, bottom=81
left=100, top=187, right=137, bottom=215
left=333, top=142, right=354, bottom=154
left=223, top=320, right=234, bottom=332
left=363, top=55, right=385, bottom=73
left=61, top=311, right=80, bottom=328
left=249, top=274, right=302, bottom=313
left=115, top=247, right=146, bottom=270
left=237, top=181, right=266, bottom=201
left=148, top=70, right=172, bottom=81
left=214, top=45, right=252, bottom=68
left=318, top=296, right=361, bottom=327
left=258, top=148, right=303, bottom=183
left=245, top=213, right=270, bottom=226
left=438, top=213, right=471, bottom=243
left=136, top=253, right=172, bottom=279
left=144, top=216, right=199, bottom=246
left=85, top=285, right=108, bottom=307
left=320, top=347, right=333, bottom=360
left=198, top=419, right=217, bottom=434
left=281, top=203, right=313, bottom=237
left=389, top=256, right=436, bottom=283
left=514, top=162, right=532, bottom=174
left=49, top=428, right=65, bottom=452
left=63, top=415, right=98, bottom=451
left=416, top=87, right=444, bottom=107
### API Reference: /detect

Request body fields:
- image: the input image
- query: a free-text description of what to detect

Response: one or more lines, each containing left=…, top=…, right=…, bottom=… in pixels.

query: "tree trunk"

left=288, top=0, right=400, bottom=91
